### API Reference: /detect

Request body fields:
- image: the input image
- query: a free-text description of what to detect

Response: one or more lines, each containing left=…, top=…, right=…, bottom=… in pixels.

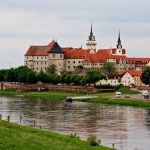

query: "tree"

left=76, top=65, right=84, bottom=70
left=37, top=70, right=49, bottom=83
left=27, top=71, right=38, bottom=84
left=46, top=64, right=57, bottom=74
left=84, top=70, right=106, bottom=86
left=141, top=66, right=150, bottom=86
left=103, top=62, right=116, bottom=73
left=5, top=68, right=16, bottom=82
left=0, top=69, right=7, bottom=81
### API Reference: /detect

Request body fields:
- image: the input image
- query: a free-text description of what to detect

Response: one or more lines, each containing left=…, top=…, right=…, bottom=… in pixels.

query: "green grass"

left=0, top=90, right=84, bottom=101
left=81, top=98, right=150, bottom=108
left=0, top=120, right=112, bottom=150
left=116, top=88, right=139, bottom=94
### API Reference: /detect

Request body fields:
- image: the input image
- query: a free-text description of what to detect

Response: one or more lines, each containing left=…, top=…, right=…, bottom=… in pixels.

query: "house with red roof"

left=24, top=26, right=150, bottom=74
left=118, top=70, right=142, bottom=87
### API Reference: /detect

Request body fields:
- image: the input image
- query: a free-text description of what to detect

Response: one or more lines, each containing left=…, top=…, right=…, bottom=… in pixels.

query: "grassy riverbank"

left=0, top=89, right=150, bottom=108
left=0, top=120, right=112, bottom=150
left=0, top=90, right=84, bottom=100
left=81, top=98, right=150, bottom=108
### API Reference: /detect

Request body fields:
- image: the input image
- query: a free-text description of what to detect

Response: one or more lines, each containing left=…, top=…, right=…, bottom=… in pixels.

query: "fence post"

left=0, top=113, right=2, bottom=120
left=33, top=120, right=36, bottom=127
left=7, top=115, right=10, bottom=122
left=20, top=114, right=22, bottom=125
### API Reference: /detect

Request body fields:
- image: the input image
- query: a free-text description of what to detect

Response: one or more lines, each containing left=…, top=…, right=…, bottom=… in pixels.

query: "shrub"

left=87, top=135, right=101, bottom=146
left=68, top=133, right=80, bottom=139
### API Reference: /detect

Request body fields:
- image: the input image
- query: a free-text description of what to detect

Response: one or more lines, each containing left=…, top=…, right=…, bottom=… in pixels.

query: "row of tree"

left=0, top=66, right=106, bottom=85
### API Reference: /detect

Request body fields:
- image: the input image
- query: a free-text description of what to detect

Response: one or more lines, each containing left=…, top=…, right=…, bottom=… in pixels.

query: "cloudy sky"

left=0, top=0, right=150, bottom=69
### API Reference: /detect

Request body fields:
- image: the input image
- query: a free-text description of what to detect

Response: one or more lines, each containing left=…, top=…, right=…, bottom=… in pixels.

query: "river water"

left=0, top=96, right=150, bottom=150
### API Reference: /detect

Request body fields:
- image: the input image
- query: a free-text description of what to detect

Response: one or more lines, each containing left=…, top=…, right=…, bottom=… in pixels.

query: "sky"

left=0, top=0, right=150, bottom=69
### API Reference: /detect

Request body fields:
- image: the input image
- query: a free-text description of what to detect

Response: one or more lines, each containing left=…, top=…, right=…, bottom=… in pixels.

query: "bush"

left=68, top=133, right=80, bottom=139
left=87, top=135, right=101, bottom=146
left=96, top=84, right=121, bottom=89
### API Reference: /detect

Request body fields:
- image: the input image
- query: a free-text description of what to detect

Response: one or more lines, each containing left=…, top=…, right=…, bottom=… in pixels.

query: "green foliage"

left=5, top=68, right=16, bottom=82
left=76, top=65, right=84, bottom=70
left=84, top=70, right=106, bottom=85
left=68, top=133, right=80, bottom=140
left=37, top=70, right=49, bottom=83
left=0, top=69, right=7, bottom=81
left=103, top=62, right=116, bottom=73
left=96, top=84, right=121, bottom=89
left=141, top=66, right=150, bottom=86
left=87, top=135, right=101, bottom=146
left=27, top=71, right=38, bottom=84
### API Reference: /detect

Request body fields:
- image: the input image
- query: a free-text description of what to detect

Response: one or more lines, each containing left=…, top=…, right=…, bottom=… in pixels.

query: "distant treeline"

left=0, top=66, right=107, bottom=86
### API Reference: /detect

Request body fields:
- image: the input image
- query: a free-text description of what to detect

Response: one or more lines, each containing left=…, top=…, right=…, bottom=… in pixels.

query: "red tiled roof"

left=25, top=40, right=55, bottom=56
left=84, top=49, right=110, bottom=63
left=118, top=70, right=141, bottom=77
left=63, top=48, right=89, bottom=59
left=107, top=73, right=123, bottom=79
left=108, top=55, right=128, bottom=63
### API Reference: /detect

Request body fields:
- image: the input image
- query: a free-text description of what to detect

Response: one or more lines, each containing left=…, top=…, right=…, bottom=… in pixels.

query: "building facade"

left=24, top=26, right=150, bottom=73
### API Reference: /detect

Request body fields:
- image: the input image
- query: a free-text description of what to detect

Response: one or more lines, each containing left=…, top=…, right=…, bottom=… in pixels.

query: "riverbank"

left=0, top=120, right=112, bottom=150
left=0, top=89, right=150, bottom=108
left=80, top=98, right=150, bottom=108
left=0, top=90, right=84, bottom=100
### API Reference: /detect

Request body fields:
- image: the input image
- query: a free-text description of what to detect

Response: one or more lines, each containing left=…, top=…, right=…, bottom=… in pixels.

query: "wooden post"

left=20, top=114, right=22, bottom=125
left=112, top=143, right=115, bottom=149
left=0, top=82, right=3, bottom=91
left=7, top=115, right=10, bottom=122
left=0, top=113, right=2, bottom=120
left=33, top=120, right=36, bottom=127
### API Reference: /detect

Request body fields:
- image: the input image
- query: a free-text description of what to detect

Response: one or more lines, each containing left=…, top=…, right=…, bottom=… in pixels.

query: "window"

left=73, top=61, right=75, bottom=63
left=41, top=57, right=43, bottom=59
left=68, top=61, right=70, bottom=63
left=41, top=62, right=42, bottom=64
left=73, top=66, right=75, bottom=68
left=68, top=66, right=70, bottom=69
left=37, top=57, right=38, bottom=59
left=60, top=55, right=62, bottom=58
left=53, top=54, right=55, bottom=58
left=79, top=61, right=81, bottom=63
left=37, top=62, right=38, bottom=64
left=27, top=57, right=28, bottom=59
left=45, top=62, right=46, bottom=64
left=37, top=67, right=38, bottom=70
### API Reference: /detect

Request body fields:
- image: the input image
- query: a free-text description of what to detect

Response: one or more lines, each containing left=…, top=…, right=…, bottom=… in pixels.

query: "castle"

left=24, top=25, right=150, bottom=74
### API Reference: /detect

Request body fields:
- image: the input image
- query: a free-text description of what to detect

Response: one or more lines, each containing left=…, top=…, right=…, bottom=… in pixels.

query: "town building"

left=24, top=25, right=150, bottom=73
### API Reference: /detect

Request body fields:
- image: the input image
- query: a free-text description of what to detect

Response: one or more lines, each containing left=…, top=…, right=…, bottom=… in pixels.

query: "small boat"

left=63, top=97, right=73, bottom=104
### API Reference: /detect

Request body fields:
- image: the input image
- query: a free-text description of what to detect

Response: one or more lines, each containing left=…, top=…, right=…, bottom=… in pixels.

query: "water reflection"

left=0, top=96, right=150, bottom=150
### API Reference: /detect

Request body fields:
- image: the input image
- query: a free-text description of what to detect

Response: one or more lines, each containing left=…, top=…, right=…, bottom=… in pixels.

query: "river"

left=0, top=96, right=150, bottom=150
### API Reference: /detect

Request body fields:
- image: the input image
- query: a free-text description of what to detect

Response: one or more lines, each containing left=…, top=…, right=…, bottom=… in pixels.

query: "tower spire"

left=117, top=30, right=122, bottom=49
left=90, top=24, right=93, bottom=35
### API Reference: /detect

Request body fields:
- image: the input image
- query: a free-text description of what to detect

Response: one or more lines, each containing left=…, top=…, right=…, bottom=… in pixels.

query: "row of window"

left=68, top=66, right=76, bottom=69
left=36, top=62, right=47, bottom=65
left=26, top=56, right=47, bottom=59
left=33, top=67, right=47, bottom=71
left=83, top=63, right=103, bottom=66
left=68, top=61, right=81, bottom=64
left=52, top=54, right=63, bottom=58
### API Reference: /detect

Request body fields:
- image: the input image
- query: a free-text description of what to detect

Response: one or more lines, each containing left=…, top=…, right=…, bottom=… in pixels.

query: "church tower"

left=116, top=31, right=124, bottom=55
left=86, top=24, right=97, bottom=53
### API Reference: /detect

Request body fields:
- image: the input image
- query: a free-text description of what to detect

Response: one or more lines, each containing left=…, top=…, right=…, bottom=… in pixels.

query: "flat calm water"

left=0, top=96, right=150, bottom=150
